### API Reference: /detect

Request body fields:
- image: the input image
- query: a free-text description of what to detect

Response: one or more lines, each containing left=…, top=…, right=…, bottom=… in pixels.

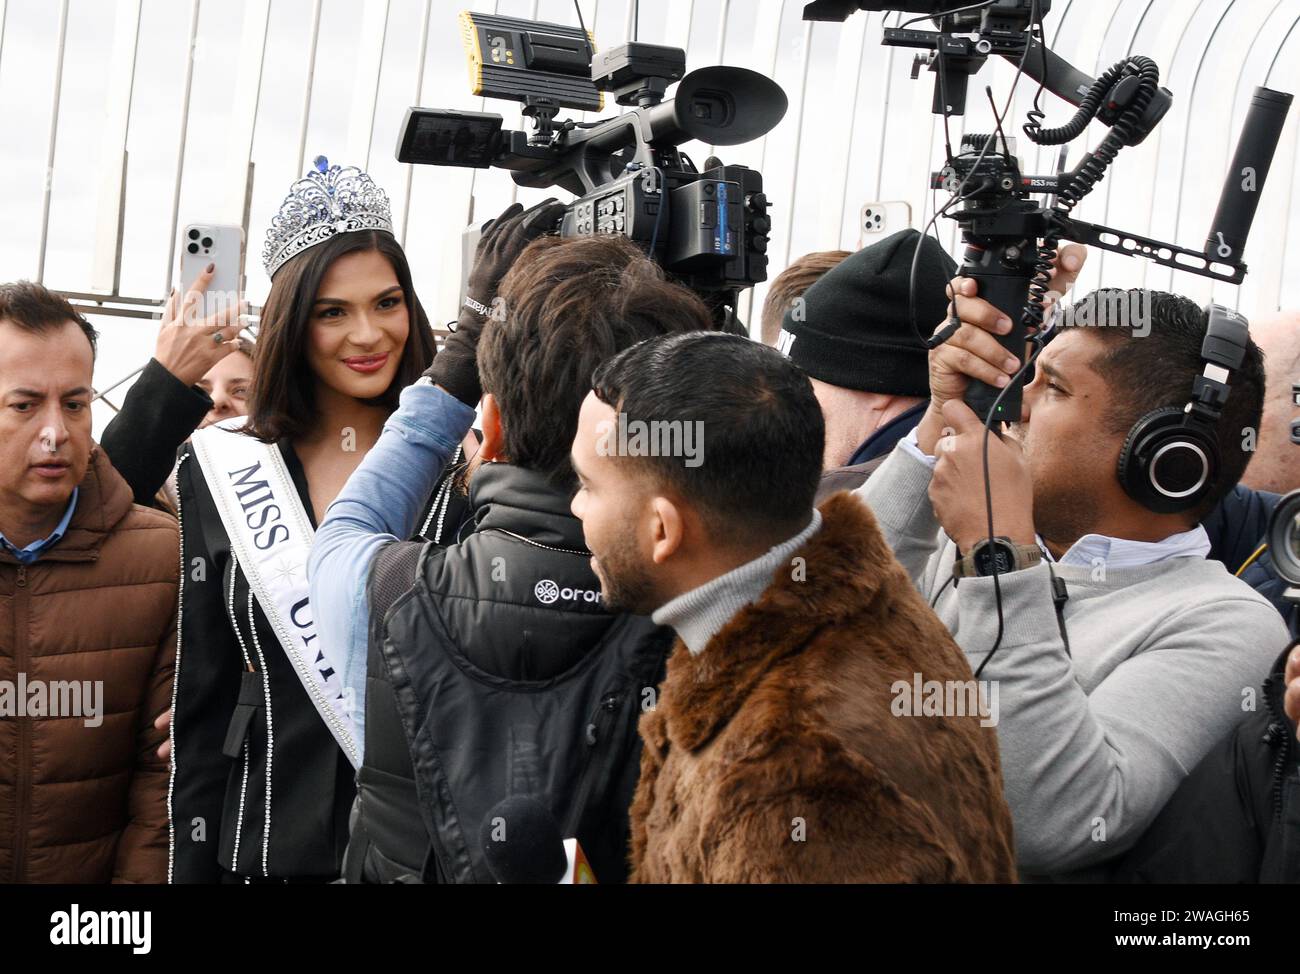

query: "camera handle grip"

left=959, top=247, right=1032, bottom=426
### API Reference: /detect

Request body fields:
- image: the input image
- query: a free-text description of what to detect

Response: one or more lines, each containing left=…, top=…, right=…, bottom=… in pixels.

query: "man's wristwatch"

left=953, top=537, right=1043, bottom=578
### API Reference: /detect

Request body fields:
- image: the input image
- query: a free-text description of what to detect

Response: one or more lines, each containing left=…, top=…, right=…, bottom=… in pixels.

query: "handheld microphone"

left=480, top=796, right=567, bottom=884
left=479, top=796, right=598, bottom=884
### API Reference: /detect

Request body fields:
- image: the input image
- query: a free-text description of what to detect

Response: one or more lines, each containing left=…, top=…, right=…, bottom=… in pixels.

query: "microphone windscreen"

left=479, top=795, right=568, bottom=884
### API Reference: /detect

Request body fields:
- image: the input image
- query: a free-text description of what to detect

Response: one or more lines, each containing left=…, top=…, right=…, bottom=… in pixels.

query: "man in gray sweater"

left=857, top=279, right=1288, bottom=880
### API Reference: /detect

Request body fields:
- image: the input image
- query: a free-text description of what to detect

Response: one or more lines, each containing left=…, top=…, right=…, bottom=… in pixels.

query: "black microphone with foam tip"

left=479, top=795, right=568, bottom=884
left=1205, top=86, right=1293, bottom=265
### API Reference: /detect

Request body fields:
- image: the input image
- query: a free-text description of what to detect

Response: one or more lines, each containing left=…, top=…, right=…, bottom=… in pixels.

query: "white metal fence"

left=1, top=0, right=1297, bottom=435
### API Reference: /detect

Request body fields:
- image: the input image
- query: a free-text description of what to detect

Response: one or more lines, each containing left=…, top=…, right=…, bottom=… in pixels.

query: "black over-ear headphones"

left=1116, top=303, right=1250, bottom=515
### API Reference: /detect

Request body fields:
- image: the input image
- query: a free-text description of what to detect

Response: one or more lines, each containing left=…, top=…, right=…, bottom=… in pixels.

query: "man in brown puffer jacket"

left=0, top=282, right=175, bottom=883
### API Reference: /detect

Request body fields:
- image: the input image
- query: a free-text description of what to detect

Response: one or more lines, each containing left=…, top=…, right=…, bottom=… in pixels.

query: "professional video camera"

left=396, top=10, right=789, bottom=323
left=806, top=0, right=1293, bottom=424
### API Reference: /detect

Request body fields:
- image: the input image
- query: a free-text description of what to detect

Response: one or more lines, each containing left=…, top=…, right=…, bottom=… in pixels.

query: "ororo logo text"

left=533, top=579, right=602, bottom=605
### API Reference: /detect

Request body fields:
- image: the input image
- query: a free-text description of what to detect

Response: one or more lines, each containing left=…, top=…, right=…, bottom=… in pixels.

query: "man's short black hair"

left=0, top=281, right=98, bottom=359
left=1067, top=288, right=1266, bottom=519
left=591, top=331, right=825, bottom=546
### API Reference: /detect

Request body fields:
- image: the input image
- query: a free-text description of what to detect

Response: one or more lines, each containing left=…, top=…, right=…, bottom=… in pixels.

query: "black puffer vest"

left=345, top=462, right=671, bottom=884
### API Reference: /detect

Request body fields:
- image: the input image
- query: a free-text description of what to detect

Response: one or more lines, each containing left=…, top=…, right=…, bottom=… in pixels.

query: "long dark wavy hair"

left=242, top=230, right=436, bottom=443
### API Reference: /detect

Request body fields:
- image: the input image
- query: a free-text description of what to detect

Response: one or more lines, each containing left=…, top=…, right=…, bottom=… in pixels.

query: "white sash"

left=190, top=417, right=360, bottom=768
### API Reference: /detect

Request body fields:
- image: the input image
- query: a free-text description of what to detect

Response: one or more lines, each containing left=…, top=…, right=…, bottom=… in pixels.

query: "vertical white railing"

left=35, top=0, right=70, bottom=285
left=3, top=0, right=1300, bottom=431
left=163, top=0, right=203, bottom=295
left=817, top=10, right=868, bottom=248
left=223, top=0, right=271, bottom=235
left=89, top=0, right=142, bottom=296
left=399, top=0, right=434, bottom=249
left=346, top=0, right=391, bottom=171
left=294, top=0, right=324, bottom=179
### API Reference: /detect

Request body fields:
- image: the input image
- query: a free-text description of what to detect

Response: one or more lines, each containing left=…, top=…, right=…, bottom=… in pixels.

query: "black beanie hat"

left=778, top=229, right=957, bottom=396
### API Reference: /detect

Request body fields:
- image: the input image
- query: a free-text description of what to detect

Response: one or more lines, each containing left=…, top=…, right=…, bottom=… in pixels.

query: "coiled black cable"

left=1022, top=56, right=1161, bottom=332
left=1024, top=57, right=1135, bottom=146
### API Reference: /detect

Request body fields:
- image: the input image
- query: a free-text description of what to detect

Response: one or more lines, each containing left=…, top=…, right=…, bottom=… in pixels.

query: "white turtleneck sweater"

left=651, top=510, right=823, bottom=655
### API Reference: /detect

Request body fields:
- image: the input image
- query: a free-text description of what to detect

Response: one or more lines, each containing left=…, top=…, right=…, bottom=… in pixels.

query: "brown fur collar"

left=658, top=491, right=898, bottom=753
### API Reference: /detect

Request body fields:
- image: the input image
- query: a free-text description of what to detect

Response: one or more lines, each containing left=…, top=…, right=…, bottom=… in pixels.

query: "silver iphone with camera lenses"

left=178, top=223, right=244, bottom=322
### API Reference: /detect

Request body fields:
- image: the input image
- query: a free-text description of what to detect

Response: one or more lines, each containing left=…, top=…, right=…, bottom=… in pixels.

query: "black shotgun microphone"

left=1205, top=86, right=1293, bottom=266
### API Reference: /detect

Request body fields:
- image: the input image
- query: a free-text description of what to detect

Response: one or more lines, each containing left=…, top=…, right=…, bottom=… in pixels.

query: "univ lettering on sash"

left=190, top=418, right=360, bottom=767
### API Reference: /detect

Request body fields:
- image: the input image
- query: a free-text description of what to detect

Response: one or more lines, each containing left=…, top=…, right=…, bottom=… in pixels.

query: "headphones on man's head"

left=1116, top=303, right=1250, bottom=515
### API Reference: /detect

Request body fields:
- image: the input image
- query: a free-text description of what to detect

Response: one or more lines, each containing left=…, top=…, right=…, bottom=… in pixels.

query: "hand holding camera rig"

left=807, top=0, right=1292, bottom=425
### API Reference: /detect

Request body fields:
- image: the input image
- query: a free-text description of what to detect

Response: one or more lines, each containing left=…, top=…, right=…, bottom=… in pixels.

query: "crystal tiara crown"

left=261, top=155, right=394, bottom=279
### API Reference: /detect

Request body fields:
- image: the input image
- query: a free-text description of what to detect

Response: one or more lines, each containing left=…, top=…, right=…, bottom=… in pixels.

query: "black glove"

left=426, top=198, right=566, bottom=405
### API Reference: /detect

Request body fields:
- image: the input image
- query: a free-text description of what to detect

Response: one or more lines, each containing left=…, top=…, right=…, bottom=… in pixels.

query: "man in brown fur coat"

left=569, top=332, right=1015, bottom=883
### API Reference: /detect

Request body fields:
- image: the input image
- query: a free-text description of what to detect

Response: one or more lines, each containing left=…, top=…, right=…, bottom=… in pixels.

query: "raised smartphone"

left=179, top=223, right=244, bottom=322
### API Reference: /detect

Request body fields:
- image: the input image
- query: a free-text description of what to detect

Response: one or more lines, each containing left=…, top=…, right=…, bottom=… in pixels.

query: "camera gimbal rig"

left=806, top=0, right=1293, bottom=423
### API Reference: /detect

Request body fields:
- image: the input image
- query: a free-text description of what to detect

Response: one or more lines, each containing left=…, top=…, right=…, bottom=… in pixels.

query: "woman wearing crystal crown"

left=167, top=157, right=441, bottom=882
